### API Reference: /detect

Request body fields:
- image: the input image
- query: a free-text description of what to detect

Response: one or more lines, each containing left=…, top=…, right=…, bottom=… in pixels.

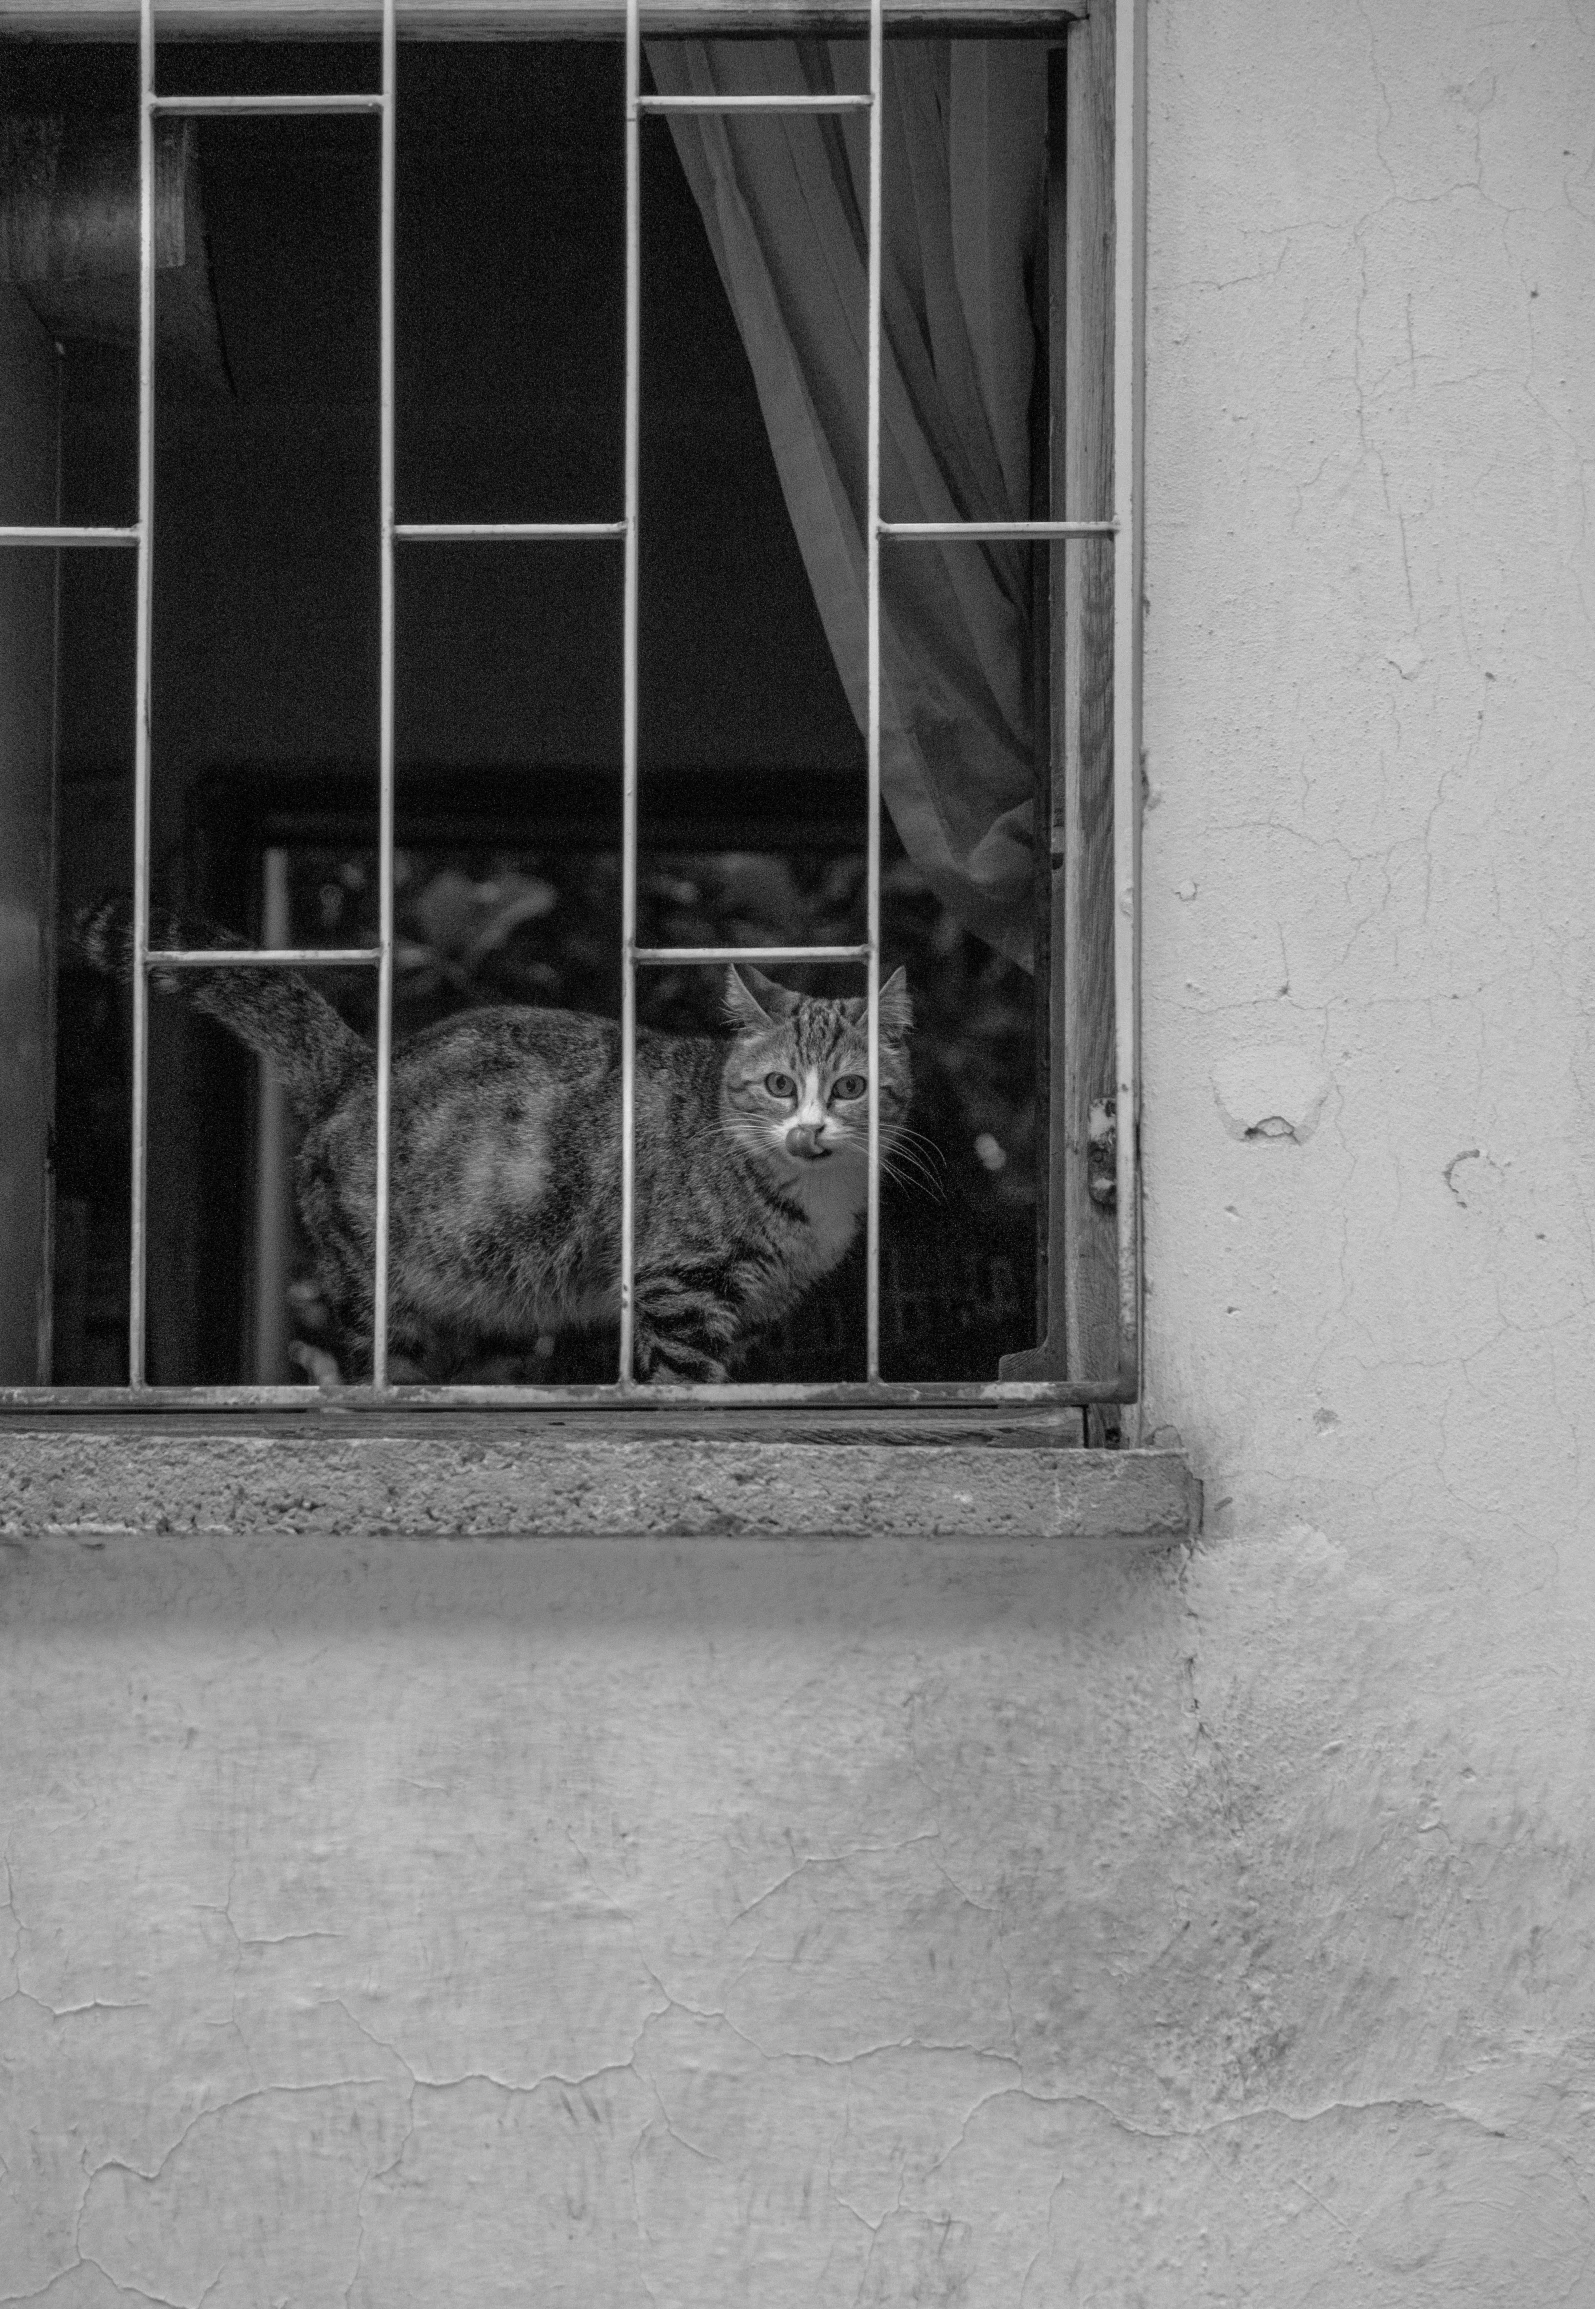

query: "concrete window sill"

left=0, top=1414, right=1198, bottom=1546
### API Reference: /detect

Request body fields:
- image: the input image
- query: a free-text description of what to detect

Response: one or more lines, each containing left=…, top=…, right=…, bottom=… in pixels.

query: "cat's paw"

left=289, top=1339, right=343, bottom=1388
left=634, top=1335, right=729, bottom=1386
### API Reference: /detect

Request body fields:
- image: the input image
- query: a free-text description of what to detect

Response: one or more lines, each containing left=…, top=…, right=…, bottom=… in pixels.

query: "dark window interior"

left=27, top=39, right=1037, bottom=1387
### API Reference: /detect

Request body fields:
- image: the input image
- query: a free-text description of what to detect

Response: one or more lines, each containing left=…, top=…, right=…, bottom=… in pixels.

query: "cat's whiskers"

left=891, top=1124, right=948, bottom=1173
left=715, top=1118, right=777, bottom=1159
left=893, top=1165, right=947, bottom=1204
left=888, top=1153, right=948, bottom=1200
left=881, top=1150, right=948, bottom=1202
left=826, top=1119, right=947, bottom=1203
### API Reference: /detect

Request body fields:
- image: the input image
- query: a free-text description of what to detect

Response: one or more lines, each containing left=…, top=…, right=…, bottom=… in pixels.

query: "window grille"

left=0, top=0, right=1143, bottom=1411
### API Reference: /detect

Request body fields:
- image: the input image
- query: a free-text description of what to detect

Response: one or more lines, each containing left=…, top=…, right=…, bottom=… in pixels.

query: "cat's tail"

left=74, top=893, right=371, bottom=1118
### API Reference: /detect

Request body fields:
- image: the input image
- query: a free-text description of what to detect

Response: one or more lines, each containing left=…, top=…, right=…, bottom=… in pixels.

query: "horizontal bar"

left=149, top=92, right=386, bottom=113
left=0, top=1377, right=1133, bottom=1410
left=633, top=944, right=872, bottom=965
left=397, top=1380, right=1130, bottom=1405
left=147, top=948, right=380, bottom=968
left=394, top=521, right=627, bottom=541
left=0, top=526, right=140, bottom=548
left=879, top=519, right=1117, bottom=540
left=637, top=93, right=873, bottom=112
left=0, top=4, right=1087, bottom=39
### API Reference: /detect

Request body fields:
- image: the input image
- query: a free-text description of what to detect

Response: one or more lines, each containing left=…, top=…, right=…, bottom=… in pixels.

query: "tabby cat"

left=76, top=897, right=913, bottom=1383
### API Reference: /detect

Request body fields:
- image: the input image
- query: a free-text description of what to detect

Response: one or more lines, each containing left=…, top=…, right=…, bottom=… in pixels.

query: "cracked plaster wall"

left=2, top=4, right=1594, bottom=2303
left=1137, top=0, right=1595, bottom=2298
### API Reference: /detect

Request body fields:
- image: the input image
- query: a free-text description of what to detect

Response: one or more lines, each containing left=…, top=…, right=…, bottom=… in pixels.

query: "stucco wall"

left=3, top=2, right=1593, bottom=2301
left=1137, top=0, right=1595, bottom=2294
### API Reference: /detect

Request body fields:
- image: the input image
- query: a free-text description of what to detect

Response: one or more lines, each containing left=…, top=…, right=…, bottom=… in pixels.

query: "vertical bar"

left=38, top=346, right=66, bottom=1383
left=619, top=0, right=641, bottom=1384
left=128, top=0, right=156, bottom=1385
left=1113, top=0, right=1145, bottom=1400
left=999, top=6, right=1116, bottom=1396
left=252, top=848, right=293, bottom=1382
left=1029, top=48, right=1061, bottom=1352
left=372, top=0, right=397, bottom=1387
left=864, top=0, right=883, bottom=1383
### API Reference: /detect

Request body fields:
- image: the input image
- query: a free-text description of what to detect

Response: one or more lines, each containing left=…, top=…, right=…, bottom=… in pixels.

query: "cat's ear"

left=844, top=968, right=914, bottom=1041
left=724, top=964, right=799, bottom=1031
left=878, top=967, right=913, bottom=1042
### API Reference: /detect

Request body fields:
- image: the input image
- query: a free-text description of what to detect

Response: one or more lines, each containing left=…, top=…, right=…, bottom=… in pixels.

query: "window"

left=0, top=0, right=1142, bottom=1416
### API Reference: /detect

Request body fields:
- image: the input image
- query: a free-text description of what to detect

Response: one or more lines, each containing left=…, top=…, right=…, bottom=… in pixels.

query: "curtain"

left=647, top=38, right=1047, bottom=968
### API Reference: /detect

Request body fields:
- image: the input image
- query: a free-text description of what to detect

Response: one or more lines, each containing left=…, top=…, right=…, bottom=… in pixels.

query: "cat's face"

left=720, top=965, right=913, bottom=1177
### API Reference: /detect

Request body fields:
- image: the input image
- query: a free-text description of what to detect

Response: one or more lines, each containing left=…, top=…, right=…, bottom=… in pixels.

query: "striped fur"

left=75, top=894, right=367, bottom=1117
left=74, top=900, right=912, bottom=1382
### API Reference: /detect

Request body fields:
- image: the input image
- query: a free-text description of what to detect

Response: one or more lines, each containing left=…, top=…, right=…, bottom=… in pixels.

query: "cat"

left=75, top=897, right=913, bottom=1384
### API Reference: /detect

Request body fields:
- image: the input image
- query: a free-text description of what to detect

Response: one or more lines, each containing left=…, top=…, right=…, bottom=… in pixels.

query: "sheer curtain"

left=648, top=38, right=1047, bottom=967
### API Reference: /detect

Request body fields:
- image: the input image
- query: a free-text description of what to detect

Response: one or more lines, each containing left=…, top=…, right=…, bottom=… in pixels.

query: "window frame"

left=0, top=0, right=1143, bottom=1413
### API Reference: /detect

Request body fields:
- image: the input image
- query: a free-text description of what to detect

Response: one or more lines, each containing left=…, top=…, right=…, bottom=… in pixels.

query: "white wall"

left=3, top=1532, right=1214, bottom=2307
left=1139, top=0, right=1595, bottom=2291
left=1, top=3, right=1592, bottom=2301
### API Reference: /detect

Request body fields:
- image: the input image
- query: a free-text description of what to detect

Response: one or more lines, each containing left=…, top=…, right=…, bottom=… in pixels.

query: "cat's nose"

left=785, top=1123, right=828, bottom=1161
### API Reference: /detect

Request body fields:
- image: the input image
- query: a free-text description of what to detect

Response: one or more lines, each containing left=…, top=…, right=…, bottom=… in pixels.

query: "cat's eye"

left=764, top=1072, right=797, bottom=1098
left=831, top=1074, right=867, bottom=1102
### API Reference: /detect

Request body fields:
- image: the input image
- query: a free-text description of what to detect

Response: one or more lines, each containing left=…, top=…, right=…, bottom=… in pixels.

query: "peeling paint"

left=1212, top=1046, right=1333, bottom=1144
left=1443, top=1147, right=1507, bottom=1211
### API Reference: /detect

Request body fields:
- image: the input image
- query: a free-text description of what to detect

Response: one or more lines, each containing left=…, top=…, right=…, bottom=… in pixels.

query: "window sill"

left=0, top=1412, right=1197, bottom=1547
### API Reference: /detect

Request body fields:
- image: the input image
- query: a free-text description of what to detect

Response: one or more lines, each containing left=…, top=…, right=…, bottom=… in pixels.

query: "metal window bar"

left=863, top=0, right=884, bottom=1383
left=637, top=93, right=873, bottom=113
left=633, top=946, right=872, bottom=966
left=149, top=94, right=387, bottom=114
left=0, top=0, right=1142, bottom=1411
left=394, top=523, right=628, bottom=541
left=147, top=949, right=382, bottom=968
left=0, top=528, right=141, bottom=548
left=880, top=520, right=1114, bottom=540
left=374, top=0, right=399, bottom=1388
left=129, top=0, right=156, bottom=1383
